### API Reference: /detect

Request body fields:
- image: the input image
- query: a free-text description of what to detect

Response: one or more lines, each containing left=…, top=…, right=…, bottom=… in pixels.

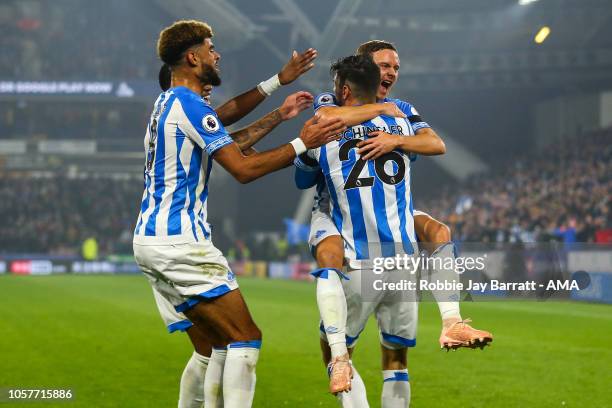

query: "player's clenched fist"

left=278, top=48, right=318, bottom=85
left=299, top=116, right=346, bottom=149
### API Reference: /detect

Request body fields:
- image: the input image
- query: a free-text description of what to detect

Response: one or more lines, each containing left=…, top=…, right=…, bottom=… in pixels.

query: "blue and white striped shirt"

left=134, top=86, right=233, bottom=244
left=296, top=114, right=419, bottom=267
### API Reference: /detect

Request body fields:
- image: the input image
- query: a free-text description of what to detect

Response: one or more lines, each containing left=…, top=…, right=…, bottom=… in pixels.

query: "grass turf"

left=0, top=275, right=611, bottom=407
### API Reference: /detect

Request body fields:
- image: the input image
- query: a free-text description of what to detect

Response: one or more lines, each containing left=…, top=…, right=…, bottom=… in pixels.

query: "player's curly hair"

left=157, top=20, right=213, bottom=66
left=330, top=54, right=380, bottom=100
left=356, top=40, right=397, bottom=57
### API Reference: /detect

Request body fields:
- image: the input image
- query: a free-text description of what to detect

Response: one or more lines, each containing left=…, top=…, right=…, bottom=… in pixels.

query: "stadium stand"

left=1, top=126, right=610, bottom=257
left=421, top=126, right=612, bottom=244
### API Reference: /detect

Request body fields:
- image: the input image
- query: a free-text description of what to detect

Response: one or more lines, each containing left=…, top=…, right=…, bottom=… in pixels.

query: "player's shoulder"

left=172, top=86, right=212, bottom=110
left=313, top=91, right=338, bottom=110
left=384, top=97, right=418, bottom=114
left=172, top=86, right=220, bottom=128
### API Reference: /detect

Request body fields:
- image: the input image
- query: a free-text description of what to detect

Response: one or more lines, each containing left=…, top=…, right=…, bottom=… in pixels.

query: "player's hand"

left=279, top=91, right=314, bottom=121
left=381, top=102, right=407, bottom=118
left=357, top=131, right=400, bottom=160
left=299, top=116, right=346, bottom=149
left=202, top=84, right=213, bottom=103
left=278, top=48, right=318, bottom=85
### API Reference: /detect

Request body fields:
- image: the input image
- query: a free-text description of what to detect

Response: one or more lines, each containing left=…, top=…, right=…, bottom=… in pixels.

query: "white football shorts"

left=152, top=287, right=193, bottom=333
left=133, top=239, right=238, bottom=314
left=308, top=209, right=340, bottom=252
left=320, top=266, right=419, bottom=350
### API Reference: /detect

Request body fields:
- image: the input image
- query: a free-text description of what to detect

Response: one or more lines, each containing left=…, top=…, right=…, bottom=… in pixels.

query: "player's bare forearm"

left=357, top=128, right=445, bottom=160
left=215, top=87, right=266, bottom=127
left=214, top=143, right=296, bottom=184
left=317, top=102, right=405, bottom=127
left=230, top=109, right=283, bottom=151
left=317, top=105, right=385, bottom=127
left=216, top=116, right=345, bottom=183
left=397, top=128, right=446, bottom=155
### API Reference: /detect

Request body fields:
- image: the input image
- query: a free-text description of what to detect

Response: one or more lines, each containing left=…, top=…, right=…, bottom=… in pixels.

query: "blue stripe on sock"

left=229, top=340, right=262, bottom=349
left=311, top=268, right=350, bottom=280
left=384, top=371, right=410, bottom=382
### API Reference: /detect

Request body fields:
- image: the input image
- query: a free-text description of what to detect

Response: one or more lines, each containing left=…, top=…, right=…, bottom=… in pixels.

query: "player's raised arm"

left=229, top=91, right=313, bottom=151
left=214, top=116, right=345, bottom=184
left=314, top=92, right=405, bottom=127
left=215, top=48, right=318, bottom=126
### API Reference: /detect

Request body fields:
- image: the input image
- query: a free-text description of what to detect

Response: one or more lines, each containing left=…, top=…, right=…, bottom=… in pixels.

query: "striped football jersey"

left=134, top=86, right=234, bottom=244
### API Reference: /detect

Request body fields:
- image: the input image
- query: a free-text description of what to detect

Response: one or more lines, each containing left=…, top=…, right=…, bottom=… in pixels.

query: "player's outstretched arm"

left=230, top=91, right=313, bottom=151
left=317, top=102, right=405, bottom=127
left=215, top=49, right=318, bottom=126
left=214, top=117, right=345, bottom=184
left=357, top=127, right=446, bottom=160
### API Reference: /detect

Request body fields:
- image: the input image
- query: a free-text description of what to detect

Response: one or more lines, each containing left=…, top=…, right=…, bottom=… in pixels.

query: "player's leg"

left=310, top=214, right=352, bottom=393
left=414, top=211, right=493, bottom=349
left=151, top=288, right=211, bottom=408
left=319, top=336, right=369, bottom=408
left=135, top=242, right=260, bottom=408
left=414, top=212, right=462, bottom=323
left=183, top=289, right=261, bottom=408
left=179, top=326, right=212, bottom=408
left=375, top=269, right=418, bottom=408
left=380, top=346, right=410, bottom=408
left=313, top=235, right=351, bottom=393
left=329, top=268, right=378, bottom=408
left=184, top=322, right=225, bottom=408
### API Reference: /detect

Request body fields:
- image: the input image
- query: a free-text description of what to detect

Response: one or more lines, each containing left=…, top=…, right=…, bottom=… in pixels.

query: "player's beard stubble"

left=199, top=63, right=221, bottom=87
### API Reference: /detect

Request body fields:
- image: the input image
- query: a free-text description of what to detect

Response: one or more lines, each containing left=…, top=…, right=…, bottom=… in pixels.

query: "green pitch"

left=0, top=275, right=610, bottom=407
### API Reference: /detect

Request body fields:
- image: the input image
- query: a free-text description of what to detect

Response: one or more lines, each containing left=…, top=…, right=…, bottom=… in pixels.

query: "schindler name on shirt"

left=341, top=124, right=406, bottom=141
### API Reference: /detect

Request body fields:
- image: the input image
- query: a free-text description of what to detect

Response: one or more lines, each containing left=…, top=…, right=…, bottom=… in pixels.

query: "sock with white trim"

left=223, top=340, right=261, bottom=408
left=381, top=369, right=410, bottom=408
left=336, top=362, right=369, bottom=407
left=178, top=351, right=209, bottom=408
left=430, top=243, right=461, bottom=321
left=313, top=268, right=349, bottom=359
left=204, top=347, right=226, bottom=408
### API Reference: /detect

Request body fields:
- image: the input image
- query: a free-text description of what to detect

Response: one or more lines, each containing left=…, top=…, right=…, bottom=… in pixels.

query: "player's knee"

left=228, top=323, right=262, bottom=343
left=431, top=221, right=451, bottom=245
left=381, top=346, right=407, bottom=370
left=315, top=237, right=344, bottom=269
left=317, top=250, right=343, bottom=269
left=186, top=326, right=213, bottom=357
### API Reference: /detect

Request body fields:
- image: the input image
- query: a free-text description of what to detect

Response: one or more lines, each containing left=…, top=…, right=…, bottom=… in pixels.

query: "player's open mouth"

left=380, top=80, right=392, bottom=90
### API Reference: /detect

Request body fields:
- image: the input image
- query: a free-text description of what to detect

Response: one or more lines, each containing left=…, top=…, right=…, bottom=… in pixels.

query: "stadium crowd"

left=0, top=0, right=159, bottom=80
left=0, top=127, right=610, bottom=257
left=0, top=175, right=139, bottom=255
left=420, top=126, right=612, bottom=244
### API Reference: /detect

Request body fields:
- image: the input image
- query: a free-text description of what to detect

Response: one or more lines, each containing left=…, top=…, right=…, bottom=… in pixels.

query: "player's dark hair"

left=330, top=55, right=380, bottom=100
left=356, top=40, right=397, bottom=57
left=157, top=20, right=213, bottom=66
left=159, top=64, right=171, bottom=91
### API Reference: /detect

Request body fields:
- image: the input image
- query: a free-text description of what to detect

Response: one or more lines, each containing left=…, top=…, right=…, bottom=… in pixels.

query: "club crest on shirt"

left=203, top=114, right=219, bottom=132
left=317, top=94, right=333, bottom=105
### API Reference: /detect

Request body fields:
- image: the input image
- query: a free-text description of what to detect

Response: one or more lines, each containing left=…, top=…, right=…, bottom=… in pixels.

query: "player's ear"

left=185, top=49, right=198, bottom=67
left=342, top=84, right=351, bottom=102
